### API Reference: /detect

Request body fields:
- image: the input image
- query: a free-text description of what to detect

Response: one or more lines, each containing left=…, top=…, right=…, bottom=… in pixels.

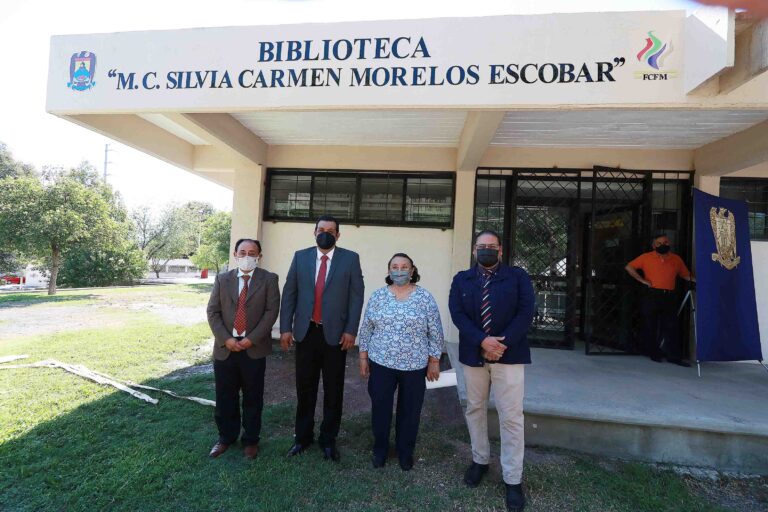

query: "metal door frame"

left=584, top=167, right=652, bottom=355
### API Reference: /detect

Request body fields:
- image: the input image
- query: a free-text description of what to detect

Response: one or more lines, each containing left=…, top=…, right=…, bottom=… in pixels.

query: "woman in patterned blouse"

left=358, top=253, right=444, bottom=471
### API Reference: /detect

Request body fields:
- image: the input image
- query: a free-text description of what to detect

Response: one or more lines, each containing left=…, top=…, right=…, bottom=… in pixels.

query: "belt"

left=648, top=288, right=674, bottom=294
left=310, top=321, right=323, bottom=329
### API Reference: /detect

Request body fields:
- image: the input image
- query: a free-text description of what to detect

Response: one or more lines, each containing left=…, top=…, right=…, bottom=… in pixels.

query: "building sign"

left=46, top=12, right=687, bottom=113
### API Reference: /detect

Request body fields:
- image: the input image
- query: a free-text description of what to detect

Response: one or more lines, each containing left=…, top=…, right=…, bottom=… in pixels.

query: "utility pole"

left=103, top=143, right=114, bottom=183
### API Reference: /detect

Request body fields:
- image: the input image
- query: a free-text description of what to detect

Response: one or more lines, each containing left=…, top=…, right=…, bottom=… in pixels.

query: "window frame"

left=264, top=168, right=456, bottom=229
left=720, top=177, right=768, bottom=241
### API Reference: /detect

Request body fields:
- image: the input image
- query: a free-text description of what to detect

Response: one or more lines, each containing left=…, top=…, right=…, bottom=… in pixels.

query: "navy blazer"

left=449, top=264, right=535, bottom=367
left=279, top=246, right=365, bottom=346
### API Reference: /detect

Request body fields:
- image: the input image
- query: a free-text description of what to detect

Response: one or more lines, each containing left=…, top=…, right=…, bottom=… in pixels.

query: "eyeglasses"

left=475, top=244, right=500, bottom=250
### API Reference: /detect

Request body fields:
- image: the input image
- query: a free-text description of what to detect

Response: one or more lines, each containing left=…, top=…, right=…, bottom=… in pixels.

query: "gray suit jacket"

left=280, top=246, right=365, bottom=345
left=207, top=267, right=280, bottom=361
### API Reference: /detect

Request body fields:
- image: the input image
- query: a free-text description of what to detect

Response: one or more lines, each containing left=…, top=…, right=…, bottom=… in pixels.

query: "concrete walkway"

left=525, top=346, right=768, bottom=437
left=446, top=343, right=768, bottom=473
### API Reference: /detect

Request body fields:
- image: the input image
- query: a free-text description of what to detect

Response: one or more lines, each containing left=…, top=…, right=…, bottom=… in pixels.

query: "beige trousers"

left=462, top=363, right=525, bottom=485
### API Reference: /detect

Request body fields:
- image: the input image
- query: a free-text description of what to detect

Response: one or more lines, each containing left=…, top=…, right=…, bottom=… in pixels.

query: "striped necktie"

left=480, top=270, right=496, bottom=364
left=481, top=273, right=492, bottom=334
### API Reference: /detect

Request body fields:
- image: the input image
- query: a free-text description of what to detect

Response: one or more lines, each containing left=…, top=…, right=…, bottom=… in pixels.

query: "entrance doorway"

left=473, top=167, right=692, bottom=355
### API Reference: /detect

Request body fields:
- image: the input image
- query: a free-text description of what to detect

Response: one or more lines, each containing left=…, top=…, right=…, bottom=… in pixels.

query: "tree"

left=52, top=162, right=148, bottom=288
left=0, top=142, right=35, bottom=179
left=0, top=252, right=22, bottom=275
left=190, top=211, right=231, bottom=273
left=0, top=176, right=116, bottom=294
left=57, top=240, right=147, bottom=287
left=132, top=204, right=197, bottom=278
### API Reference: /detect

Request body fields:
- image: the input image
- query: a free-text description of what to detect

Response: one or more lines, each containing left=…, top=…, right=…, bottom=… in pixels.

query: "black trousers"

left=294, top=323, right=348, bottom=447
left=213, top=351, right=266, bottom=446
left=640, top=289, right=682, bottom=360
left=368, top=360, right=427, bottom=460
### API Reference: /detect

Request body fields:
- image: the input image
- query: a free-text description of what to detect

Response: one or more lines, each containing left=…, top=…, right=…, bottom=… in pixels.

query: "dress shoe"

left=372, top=454, right=386, bottom=468
left=398, top=455, right=414, bottom=471
left=287, top=442, right=312, bottom=457
left=505, top=483, right=526, bottom=512
left=669, top=359, right=691, bottom=368
left=650, top=355, right=663, bottom=363
left=244, top=444, right=259, bottom=460
left=463, top=462, right=489, bottom=487
left=209, top=441, right=229, bottom=458
left=322, top=445, right=340, bottom=462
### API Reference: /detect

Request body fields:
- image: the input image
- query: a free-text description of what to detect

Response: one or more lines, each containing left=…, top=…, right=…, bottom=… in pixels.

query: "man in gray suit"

left=207, top=238, right=280, bottom=460
left=280, top=215, right=365, bottom=461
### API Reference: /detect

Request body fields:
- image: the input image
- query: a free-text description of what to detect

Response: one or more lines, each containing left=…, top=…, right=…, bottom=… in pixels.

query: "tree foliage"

left=190, top=211, right=231, bottom=273
left=55, top=163, right=147, bottom=288
left=0, top=160, right=147, bottom=294
left=0, top=142, right=35, bottom=179
left=132, top=204, right=199, bottom=277
left=0, top=175, right=116, bottom=294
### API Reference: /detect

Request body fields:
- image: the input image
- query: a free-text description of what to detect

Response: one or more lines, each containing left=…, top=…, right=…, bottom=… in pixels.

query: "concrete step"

left=446, top=342, right=768, bottom=474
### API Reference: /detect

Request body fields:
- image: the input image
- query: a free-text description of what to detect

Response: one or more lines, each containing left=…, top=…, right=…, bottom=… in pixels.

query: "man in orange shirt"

left=625, top=234, right=695, bottom=367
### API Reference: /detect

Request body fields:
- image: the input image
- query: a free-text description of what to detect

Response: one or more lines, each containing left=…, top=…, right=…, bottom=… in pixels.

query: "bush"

left=57, top=242, right=147, bottom=288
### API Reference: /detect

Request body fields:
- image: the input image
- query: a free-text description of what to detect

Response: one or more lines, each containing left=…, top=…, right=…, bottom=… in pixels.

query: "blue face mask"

left=389, top=270, right=411, bottom=286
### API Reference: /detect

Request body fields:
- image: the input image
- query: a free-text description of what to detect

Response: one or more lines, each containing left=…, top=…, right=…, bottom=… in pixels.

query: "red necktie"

left=234, top=274, right=250, bottom=336
left=312, top=255, right=329, bottom=323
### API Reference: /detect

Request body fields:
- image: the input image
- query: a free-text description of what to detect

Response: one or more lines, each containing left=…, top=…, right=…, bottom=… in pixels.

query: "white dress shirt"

left=314, top=247, right=335, bottom=284
left=232, top=268, right=254, bottom=337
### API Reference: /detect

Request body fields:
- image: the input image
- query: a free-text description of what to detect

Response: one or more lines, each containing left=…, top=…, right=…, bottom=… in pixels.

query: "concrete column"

left=229, top=164, right=266, bottom=268
left=447, top=168, right=477, bottom=403
left=450, top=169, right=477, bottom=301
left=694, top=174, right=720, bottom=195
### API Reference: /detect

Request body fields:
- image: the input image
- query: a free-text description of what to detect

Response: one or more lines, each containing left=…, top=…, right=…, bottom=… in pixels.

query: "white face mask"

left=237, top=256, right=259, bottom=272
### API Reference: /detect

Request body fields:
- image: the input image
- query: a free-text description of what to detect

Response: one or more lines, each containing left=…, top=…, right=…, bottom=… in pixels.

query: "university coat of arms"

left=67, top=51, right=96, bottom=91
left=710, top=206, right=740, bottom=270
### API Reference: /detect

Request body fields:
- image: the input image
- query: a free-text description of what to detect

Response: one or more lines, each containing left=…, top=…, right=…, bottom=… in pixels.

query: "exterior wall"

left=229, top=165, right=266, bottom=268
left=260, top=221, right=456, bottom=340
left=267, top=145, right=457, bottom=172
left=480, top=147, right=695, bottom=170
left=721, top=165, right=768, bottom=360
left=751, top=242, right=768, bottom=359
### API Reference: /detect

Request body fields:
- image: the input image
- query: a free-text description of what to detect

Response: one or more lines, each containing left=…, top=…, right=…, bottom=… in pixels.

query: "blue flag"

left=694, top=189, right=762, bottom=362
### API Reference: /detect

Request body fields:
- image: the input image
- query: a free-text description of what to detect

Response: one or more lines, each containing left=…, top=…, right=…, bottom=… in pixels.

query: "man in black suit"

left=279, top=215, right=365, bottom=461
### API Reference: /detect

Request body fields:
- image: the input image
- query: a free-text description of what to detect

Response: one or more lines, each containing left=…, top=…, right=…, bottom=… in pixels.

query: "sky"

left=0, top=0, right=702, bottom=212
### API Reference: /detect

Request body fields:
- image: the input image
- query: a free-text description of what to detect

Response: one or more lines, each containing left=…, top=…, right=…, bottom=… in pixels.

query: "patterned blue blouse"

left=358, top=286, right=445, bottom=371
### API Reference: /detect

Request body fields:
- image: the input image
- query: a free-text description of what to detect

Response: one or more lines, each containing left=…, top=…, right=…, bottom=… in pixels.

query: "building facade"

left=47, top=8, right=768, bottom=359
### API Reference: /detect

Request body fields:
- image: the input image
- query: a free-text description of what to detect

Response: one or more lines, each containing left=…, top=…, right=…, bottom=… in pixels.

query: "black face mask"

left=316, top=232, right=336, bottom=250
left=476, top=249, right=499, bottom=267
left=655, top=244, right=671, bottom=255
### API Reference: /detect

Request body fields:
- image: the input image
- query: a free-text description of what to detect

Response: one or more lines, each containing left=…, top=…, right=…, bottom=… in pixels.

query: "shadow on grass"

left=182, top=284, right=214, bottom=294
left=0, top=368, right=736, bottom=512
left=0, top=294, right=99, bottom=308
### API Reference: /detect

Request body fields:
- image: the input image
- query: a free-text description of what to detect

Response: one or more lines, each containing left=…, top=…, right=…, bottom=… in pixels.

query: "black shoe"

left=398, top=455, right=414, bottom=471
left=505, top=483, right=526, bottom=512
left=287, top=442, right=312, bottom=457
left=650, top=355, right=663, bottom=363
left=372, top=454, right=386, bottom=468
left=322, top=445, right=340, bottom=462
left=668, top=359, right=691, bottom=368
left=463, top=462, right=489, bottom=488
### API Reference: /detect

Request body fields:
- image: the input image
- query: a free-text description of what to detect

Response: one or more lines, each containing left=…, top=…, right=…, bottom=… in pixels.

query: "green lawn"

left=0, top=286, right=752, bottom=511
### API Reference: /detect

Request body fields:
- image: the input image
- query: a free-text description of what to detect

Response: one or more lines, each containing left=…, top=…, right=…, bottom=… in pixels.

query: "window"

left=268, top=174, right=311, bottom=218
left=720, top=178, right=768, bottom=241
left=266, top=169, right=454, bottom=228
left=359, top=176, right=404, bottom=222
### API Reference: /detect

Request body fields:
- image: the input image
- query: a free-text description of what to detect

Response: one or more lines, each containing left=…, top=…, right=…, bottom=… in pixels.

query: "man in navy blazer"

left=280, top=215, right=365, bottom=461
left=449, top=230, right=535, bottom=512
